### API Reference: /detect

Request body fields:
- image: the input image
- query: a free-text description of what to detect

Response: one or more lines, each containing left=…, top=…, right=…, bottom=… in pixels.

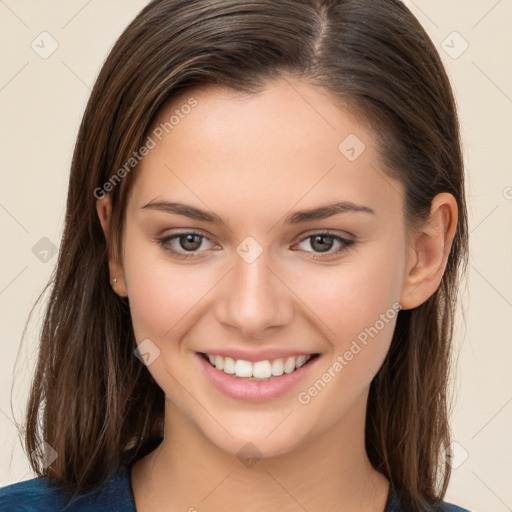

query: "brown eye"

left=157, top=231, right=217, bottom=259
left=295, top=232, right=355, bottom=259
left=178, top=234, right=203, bottom=251
left=310, top=234, right=335, bottom=253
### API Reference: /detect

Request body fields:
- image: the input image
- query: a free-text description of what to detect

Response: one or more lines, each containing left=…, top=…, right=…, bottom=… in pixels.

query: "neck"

left=131, top=391, right=389, bottom=512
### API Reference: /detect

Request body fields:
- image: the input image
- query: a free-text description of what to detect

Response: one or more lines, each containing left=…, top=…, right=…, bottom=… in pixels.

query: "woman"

left=0, top=0, right=471, bottom=510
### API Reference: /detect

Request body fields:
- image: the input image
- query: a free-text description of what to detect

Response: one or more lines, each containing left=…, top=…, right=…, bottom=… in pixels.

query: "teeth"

left=223, top=357, right=235, bottom=374
left=253, top=360, right=271, bottom=379
left=234, top=359, right=252, bottom=377
left=283, top=356, right=296, bottom=374
left=205, top=353, right=313, bottom=380
left=271, top=358, right=284, bottom=376
left=295, top=355, right=309, bottom=369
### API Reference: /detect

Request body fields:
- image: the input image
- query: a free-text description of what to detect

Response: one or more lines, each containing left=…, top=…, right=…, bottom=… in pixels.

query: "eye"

left=157, top=230, right=355, bottom=261
left=294, top=231, right=355, bottom=259
left=157, top=231, right=218, bottom=260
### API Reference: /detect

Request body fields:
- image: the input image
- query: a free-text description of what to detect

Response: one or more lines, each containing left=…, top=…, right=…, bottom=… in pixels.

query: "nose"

left=213, top=249, right=294, bottom=338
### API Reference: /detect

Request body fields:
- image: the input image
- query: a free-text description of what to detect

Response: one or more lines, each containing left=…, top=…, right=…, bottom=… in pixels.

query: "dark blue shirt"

left=0, top=464, right=471, bottom=511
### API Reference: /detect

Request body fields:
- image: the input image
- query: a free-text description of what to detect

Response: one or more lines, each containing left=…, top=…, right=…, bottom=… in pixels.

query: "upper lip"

left=198, top=349, right=318, bottom=363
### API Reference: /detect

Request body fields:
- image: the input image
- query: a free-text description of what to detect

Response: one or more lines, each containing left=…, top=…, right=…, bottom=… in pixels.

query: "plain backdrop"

left=1, top=1, right=511, bottom=511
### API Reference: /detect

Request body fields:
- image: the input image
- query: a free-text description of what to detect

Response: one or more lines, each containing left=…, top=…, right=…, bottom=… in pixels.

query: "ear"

left=399, top=193, right=458, bottom=310
left=96, top=194, right=128, bottom=298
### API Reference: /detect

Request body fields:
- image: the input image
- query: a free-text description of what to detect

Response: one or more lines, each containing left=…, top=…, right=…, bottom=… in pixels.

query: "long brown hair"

left=18, top=1, right=468, bottom=509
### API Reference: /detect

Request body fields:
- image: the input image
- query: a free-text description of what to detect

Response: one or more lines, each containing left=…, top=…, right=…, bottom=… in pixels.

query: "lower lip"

left=196, top=353, right=319, bottom=402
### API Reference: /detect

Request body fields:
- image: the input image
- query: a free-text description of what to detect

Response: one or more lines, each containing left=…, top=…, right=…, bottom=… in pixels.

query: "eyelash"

left=157, top=230, right=355, bottom=261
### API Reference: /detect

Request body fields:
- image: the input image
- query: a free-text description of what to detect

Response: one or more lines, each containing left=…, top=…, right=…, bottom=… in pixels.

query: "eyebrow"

left=140, top=199, right=375, bottom=225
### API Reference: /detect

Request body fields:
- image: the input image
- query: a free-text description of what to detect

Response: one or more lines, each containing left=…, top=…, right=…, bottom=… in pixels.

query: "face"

left=107, top=78, right=413, bottom=458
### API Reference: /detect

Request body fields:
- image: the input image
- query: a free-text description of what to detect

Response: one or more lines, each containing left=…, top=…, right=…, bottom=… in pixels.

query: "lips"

left=197, top=348, right=321, bottom=401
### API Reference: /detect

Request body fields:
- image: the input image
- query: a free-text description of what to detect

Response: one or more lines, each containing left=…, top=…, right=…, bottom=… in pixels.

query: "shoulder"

left=0, top=475, right=66, bottom=511
left=389, top=498, right=471, bottom=512
left=0, top=464, right=136, bottom=512
left=386, top=486, right=471, bottom=512
left=428, top=494, right=471, bottom=512
left=438, top=504, right=471, bottom=512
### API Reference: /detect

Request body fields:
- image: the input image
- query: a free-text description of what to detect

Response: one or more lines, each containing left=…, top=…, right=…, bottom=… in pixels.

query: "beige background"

left=1, top=1, right=511, bottom=510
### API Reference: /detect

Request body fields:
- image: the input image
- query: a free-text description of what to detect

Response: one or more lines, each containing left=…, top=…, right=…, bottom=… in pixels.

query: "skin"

left=97, top=77, right=457, bottom=512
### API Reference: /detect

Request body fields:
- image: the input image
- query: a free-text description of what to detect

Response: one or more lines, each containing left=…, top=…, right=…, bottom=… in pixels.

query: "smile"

left=200, top=352, right=319, bottom=381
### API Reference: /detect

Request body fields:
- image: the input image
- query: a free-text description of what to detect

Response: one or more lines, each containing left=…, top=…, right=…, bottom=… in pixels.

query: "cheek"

left=291, top=261, right=402, bottom=423
left=289, top=247, right=404, bottom=346
left=122, top=229, right=213, bottom=342
left=288, top=245, right=404, bottom=404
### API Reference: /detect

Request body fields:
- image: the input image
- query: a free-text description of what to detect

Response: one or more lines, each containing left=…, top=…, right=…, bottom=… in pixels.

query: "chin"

left=200, top=420, right=312, bottom=463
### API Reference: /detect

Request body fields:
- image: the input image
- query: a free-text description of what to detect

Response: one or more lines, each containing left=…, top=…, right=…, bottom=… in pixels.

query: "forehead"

left=128, top=79, right=403, bottom=224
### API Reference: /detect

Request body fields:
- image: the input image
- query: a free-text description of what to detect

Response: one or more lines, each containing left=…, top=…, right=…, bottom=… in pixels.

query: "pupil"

left=180, top=234, right=201, bottom=251
left=312, top=235, right=333, bottom=253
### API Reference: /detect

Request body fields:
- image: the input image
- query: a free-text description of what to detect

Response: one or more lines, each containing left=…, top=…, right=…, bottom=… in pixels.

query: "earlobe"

left=399, top=193, right=458, bottom=310
left=95, top=195, right=129, bottom=298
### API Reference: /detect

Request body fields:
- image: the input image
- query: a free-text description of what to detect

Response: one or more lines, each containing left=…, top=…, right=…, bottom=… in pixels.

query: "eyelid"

left=295, top=228, right=355, bottom=243
left=157, top=228, right=217, bottom=246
